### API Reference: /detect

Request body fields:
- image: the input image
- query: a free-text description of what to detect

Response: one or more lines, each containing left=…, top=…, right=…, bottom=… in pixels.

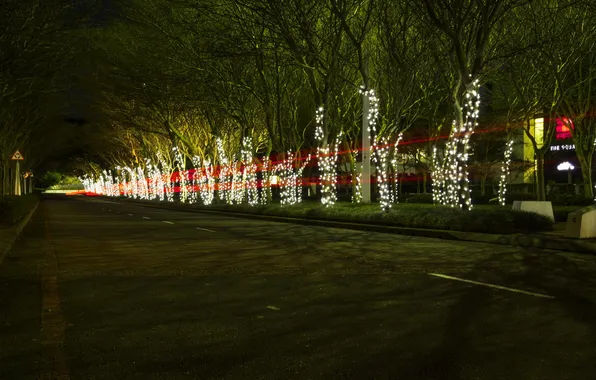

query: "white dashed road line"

left=127, top=213, right=133, bottom=216
left=196, top=227, right=216, bottom=233
left=142, top=217, right=151, bottom=220
left=163, top=221, right=175, bottom=225
left=429, top=273, right=555, bottom=299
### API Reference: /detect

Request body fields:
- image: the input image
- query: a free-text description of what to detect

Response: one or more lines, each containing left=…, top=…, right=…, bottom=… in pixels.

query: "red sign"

left=556, top=117, right=573, bottom=140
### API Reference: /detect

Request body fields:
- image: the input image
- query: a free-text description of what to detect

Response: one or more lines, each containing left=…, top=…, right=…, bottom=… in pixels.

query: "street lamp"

left=557, top=161, right=574, bottom=184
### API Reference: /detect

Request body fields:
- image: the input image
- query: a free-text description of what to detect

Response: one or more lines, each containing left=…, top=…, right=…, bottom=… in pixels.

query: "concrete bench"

left=565, top=205, right=596, bottom=239
left=512, top=201, right=554, bottom=222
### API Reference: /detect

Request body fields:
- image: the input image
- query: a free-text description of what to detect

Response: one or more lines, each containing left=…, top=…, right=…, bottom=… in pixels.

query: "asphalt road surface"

left=2, top=195, right=596, bottom=380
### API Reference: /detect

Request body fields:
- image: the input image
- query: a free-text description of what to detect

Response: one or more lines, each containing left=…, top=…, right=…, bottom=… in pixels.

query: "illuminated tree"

left=422, top=0, right=525, bottom=209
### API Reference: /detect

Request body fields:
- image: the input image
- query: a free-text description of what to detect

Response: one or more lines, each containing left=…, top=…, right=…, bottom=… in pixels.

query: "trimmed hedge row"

left=0, top=195, right=39, bottom=226
left=209, top=203, right=553, bottom=234
left=116, top=197, right=554, bottom=234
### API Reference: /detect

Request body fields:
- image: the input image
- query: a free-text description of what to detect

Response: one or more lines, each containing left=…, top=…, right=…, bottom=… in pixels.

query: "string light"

left=194, top=157, right=215, bottom=205
left=498, top=140, right=514, bottom=206
left=216, top=137, right=232, bottom=204
left=157, top=151, right=174, bottom=202
left=231, top=160, right=243, bottom=204
left=172, top=146, right=189, bottom=203
left=189, top=156, right=201, bottom=204
left=277, top=152, right=294, bottom=206
left=277, top=152, right=313, bottom=206
left=136, top=166, right=149, bottom=199
left=433, top=78, right=481, bottom=210
left=260, top=157, right=272, bottom=205
left=315, top=107, right=341, bottom=207
left=390, top=133, right=404, bottom=204
left=350, top=145, right=362, bottom=203
left=431, top=146, right=445, bottom=205
left=241, top=136, right=259, bottom=206
left=361, top=88, right=400, bottom=212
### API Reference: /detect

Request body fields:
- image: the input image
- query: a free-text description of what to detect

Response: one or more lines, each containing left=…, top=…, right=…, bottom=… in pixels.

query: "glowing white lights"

left=498, top=140, right=514, bottom=206
left=241, top=136, right=259, bottom=206
left=173, top=146, right=189, bottom=203
left=557, top=161, right=575, bottom=171
left=360, top=88, right=402, bottom=212
left=216, top=137, right=233, bottom=204
left=315, top=106, right=341, bottom=207
left=192, top=156, right=215, bottom=206
left=433, top=78, right=481, bottom=210
left=261, top=157, right=272, bottom=205
left=278, top=152, right=312, bottom=206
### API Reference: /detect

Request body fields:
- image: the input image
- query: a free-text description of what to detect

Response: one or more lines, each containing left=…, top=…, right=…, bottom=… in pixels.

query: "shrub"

left=405, top=193, right=434, bottom=204
left=0, top=195, right=39, bottom=226
left=115, top=196, right=554, bottom=234
left=548, top=193, right=594, bottom=206
left=203, top=201, right=551, bottom=234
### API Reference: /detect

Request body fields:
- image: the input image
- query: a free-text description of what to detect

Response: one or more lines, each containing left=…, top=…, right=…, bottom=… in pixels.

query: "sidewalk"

left=100, top=197, right=596, bottom=255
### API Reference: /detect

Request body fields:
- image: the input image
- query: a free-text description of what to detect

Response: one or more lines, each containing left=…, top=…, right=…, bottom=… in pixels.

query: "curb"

left=95, top=197, right=596, bottom=255
left=0, top=201, right=40, bottom=267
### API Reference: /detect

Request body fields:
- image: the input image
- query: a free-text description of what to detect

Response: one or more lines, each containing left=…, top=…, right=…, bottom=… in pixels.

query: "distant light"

left=557, top=162, right=575, bottom=171
left=270, top=175, right=279, bottom=185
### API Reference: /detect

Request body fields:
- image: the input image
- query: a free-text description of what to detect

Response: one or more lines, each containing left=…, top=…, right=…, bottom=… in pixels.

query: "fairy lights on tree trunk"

left=390, top=133, right=404, bottom=205
left=216, top=138, right=231, bottom=204
left=277, top=152, right=295, bottom=206
left=196, top=157, right=215, bottom=206
left=433, top=79, right=481, bottom=210
left=172, top=146, right=189, bottom=203
left=260, top=157, right=272, bottom=205
left=351, top=147, right=362, bottom=204
left=315, top=106, right=341, bottom=207
left=241, top=136, right=259, bottom=206
left=189, top=156, right=201, bottom=204
left=360, top=88, right=399, bottom=212
left=431, top=147, right=446, bottom=205
left=231, top=160, right=243, bottom=204
left=136, top=166, right=148, bottom=199
left=157, top=152, right=173, bottom=202
left=498, top=140, right=514, bottom=206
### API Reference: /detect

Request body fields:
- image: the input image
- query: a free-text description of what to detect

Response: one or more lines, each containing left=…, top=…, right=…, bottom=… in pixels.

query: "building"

left=513, top=116, right=592, bottom=194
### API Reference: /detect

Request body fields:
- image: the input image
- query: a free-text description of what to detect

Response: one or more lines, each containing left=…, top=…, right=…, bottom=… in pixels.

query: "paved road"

left=1, top=195, right=596, bottom=380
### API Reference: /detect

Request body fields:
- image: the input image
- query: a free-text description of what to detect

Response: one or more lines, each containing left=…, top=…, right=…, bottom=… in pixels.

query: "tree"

left=422, top=0, right=527, bottom=209
left=547, top=2, right=596, bottom=198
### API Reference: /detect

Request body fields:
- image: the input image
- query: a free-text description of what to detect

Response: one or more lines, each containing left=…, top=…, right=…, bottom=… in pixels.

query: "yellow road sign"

left=11, top=150, right=24, bottom=160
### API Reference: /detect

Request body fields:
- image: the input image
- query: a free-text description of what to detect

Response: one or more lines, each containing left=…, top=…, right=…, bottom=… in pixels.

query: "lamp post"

left=557, top=161, right=574, bottom=185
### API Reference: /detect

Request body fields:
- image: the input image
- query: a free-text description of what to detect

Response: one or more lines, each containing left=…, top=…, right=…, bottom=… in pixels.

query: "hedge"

left=116, top=197, right=554, bottom=234
left=0, top=195, right=39, bottom=226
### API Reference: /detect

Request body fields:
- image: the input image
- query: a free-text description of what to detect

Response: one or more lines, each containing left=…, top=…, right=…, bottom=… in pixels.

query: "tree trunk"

left=422, top=171, right=427, bottom=193
left=576, top=150, right=594, bottom=199
left=480, top=176, right=486, bottom=196
left=346, top=146, right=358, bottom=201
left=536, top=152, right=546, bottom=201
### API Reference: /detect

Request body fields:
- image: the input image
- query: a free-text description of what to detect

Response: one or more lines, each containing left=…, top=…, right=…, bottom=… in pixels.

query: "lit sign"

left=556, top=117, right=573, bottom=140
left=550, top=144, right=575, bottom=151
left=557, top=162, right=575, bottom=171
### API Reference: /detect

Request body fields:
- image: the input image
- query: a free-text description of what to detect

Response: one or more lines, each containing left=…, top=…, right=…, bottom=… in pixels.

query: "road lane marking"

left=428, top=273, right=555, bottom=299
left=127, top=213, right=133, bottom=216
left=163, top=221, right=175, bottom=224
left=266, top=306, right=280, bottom=311
left=143, top=216, right=151, bottom=219
left=196, top=227, right=216, bottom=232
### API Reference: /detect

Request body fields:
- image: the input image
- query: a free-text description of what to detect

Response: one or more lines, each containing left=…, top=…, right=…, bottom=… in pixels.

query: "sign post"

left=11, top=150, right=24, bottom=196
